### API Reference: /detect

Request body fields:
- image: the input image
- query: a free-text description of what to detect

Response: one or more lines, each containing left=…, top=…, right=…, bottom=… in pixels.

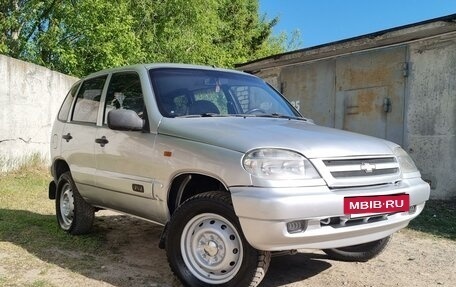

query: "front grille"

left=313, top=156, right=401, bottom=187
left=323, top=157, right=399, bottom=179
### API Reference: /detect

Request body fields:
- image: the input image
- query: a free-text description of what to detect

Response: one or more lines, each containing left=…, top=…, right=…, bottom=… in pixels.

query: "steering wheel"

left=245, top=108, right=267, bottom=114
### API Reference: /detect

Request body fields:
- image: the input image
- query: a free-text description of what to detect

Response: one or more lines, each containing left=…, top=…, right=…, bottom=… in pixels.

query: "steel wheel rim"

left=180, top=213, right=243, bottom=284
left=59, top=182, right=74, bottom=229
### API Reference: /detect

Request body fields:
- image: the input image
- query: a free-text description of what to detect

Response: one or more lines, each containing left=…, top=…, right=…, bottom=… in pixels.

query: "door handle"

left=95, top=136, right=109, bottom=147
left=62, top=133, right=73, bottom=142
left=383, top=97, right=392, bottom=113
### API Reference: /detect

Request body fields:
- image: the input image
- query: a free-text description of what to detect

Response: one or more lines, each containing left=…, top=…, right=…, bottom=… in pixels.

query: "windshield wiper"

left=178, top=113, right=226, bottom=118
left=253, top=113, right=308, bottom=121
left=178, top=113, right=309, bottom=121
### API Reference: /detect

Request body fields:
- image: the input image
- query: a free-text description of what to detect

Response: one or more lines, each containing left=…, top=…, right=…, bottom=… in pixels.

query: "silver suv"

left=49, top=64, right=430, bottom=287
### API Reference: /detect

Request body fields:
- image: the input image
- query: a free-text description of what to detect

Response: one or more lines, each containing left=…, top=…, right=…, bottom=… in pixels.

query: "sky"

left=260, top=0, right=456, bottom=49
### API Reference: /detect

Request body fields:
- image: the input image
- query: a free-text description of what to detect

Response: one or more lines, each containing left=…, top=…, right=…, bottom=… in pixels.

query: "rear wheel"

left=56, top=171, right=95, bottom=235
left=166, top=191, right=270, bottom=287
left=323, top=235, right=392, bottom=262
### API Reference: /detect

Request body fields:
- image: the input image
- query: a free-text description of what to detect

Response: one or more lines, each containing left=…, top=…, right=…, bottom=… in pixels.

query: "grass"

left=0, top=162, right=103, bottom=255
left=0, top=153, right=47, bottom=173
left=0, top=161, right=107, bottom=286
left=408, top=199, right=456, bottom=240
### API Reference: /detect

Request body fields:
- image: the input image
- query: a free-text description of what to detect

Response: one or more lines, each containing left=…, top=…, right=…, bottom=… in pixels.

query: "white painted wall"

left=0, top=55, right=78, bottom=171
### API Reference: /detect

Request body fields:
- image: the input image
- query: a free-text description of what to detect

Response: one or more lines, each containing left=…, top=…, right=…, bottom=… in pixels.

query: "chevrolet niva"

left=49, top=64, right=430, bottom=287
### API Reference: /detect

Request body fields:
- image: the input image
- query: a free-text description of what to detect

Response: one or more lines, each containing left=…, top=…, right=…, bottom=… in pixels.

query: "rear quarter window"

left=58, top=83, right=80, bottom=122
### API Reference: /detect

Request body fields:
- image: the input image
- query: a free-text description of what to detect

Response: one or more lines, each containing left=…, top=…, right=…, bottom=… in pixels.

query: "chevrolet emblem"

left=360, top=162, right=376, bottom=173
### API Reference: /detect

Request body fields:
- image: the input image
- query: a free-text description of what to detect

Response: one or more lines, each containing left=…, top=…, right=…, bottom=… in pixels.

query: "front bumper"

left=230, top=178, right=430, bottom=251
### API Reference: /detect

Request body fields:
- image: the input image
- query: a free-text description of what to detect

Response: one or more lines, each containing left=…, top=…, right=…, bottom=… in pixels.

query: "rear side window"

left=72, top=76, right=107, bottom=123
left=104, top=72, right=145, bottom=124
left=58, top=82, right=80, bottom=121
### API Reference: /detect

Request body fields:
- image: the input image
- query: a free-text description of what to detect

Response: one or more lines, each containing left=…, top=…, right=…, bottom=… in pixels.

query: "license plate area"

left=344, top=194, right=410, bottom=215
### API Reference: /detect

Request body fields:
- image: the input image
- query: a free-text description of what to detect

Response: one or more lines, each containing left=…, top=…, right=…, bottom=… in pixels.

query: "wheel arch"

left=167, top=172, right=230, bottom=216
left=49, top=159, right=71, bottom=200
left=51, top=159, right=70, bottom=181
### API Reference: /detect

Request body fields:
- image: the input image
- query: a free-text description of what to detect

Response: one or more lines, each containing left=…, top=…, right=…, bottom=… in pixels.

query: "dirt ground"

left=1, top=210, right=455, bottom=287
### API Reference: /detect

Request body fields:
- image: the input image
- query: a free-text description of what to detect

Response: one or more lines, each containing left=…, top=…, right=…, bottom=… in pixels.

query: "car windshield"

left=149, top=68, right=300, bottom=118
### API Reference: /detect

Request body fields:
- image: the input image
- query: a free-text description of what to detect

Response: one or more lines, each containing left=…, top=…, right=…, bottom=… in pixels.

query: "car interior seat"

left=188, top=100, right=220, bottom=115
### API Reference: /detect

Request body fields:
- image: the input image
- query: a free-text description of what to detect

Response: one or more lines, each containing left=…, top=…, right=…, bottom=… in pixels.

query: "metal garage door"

left=279, top=59, right=336, bottom=127
left=279, top=46, right=406, bottom=145
left=335, top=46, right=407, bottom=145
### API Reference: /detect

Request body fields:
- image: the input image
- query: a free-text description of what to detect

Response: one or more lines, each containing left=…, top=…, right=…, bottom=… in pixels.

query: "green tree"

left=129, top=0, right=287, bottom=66
left=0, top=0, right=297, bottom=77
left=1, top=0, right=144, bottom=75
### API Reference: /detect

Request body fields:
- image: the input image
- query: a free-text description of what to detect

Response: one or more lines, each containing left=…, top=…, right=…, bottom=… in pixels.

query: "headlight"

left=394, top=147, right=418, bottom=173
left=242, top=149, right=320, bottom=180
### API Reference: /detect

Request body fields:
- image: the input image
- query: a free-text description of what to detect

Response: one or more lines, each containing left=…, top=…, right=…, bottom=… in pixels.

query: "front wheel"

left=323, top=235, right=392, bottom=262
left=166, top=191, right=270, bottom=287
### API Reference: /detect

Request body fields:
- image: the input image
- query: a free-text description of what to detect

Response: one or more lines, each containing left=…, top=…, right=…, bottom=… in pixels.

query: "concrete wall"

left=0, top=55, right=78, bottom=171
left=405, top=37, right=456, bottom=199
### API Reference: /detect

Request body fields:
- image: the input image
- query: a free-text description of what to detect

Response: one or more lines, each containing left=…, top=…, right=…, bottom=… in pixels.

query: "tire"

left=165, top=191, right=271, bottom=287
left=323, top=235, right=392, bottom=262
left=56, top=171, right=95, bottom=235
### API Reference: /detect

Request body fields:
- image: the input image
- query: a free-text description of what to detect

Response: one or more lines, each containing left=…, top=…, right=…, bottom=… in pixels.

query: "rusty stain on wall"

left=345, top=89, right=379, bottom=115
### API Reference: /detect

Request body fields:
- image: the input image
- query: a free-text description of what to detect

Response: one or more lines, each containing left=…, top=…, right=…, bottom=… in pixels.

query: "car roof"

left=83, top=63, right=250, bottom=79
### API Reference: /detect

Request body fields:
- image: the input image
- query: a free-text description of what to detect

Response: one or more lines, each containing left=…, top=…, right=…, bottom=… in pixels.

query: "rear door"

left=61, top=76, right=107, bottom=193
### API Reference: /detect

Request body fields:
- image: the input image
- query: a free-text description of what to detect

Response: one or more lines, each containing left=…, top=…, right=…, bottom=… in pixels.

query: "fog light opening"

left=286, top=220, right=307, bottom=234
left=409, top=205, right=417, bottom=214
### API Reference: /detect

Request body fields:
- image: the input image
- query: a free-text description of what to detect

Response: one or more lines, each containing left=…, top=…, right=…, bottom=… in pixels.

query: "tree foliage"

left=0, top=0, right=295, bottom=77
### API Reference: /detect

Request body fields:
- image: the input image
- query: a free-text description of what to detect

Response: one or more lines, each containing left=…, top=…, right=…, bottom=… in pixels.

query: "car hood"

left=158, top=117, right=396, bottom=158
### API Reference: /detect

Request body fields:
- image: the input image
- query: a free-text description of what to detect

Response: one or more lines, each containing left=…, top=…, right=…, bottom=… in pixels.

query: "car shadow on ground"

left=263, top=253, right=332, bottom=286
left=0, top=209, right=332, bottom=287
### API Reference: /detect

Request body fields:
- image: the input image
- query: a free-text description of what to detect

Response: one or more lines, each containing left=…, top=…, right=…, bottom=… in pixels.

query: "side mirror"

left=107, top=109, right=144, bottom=131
